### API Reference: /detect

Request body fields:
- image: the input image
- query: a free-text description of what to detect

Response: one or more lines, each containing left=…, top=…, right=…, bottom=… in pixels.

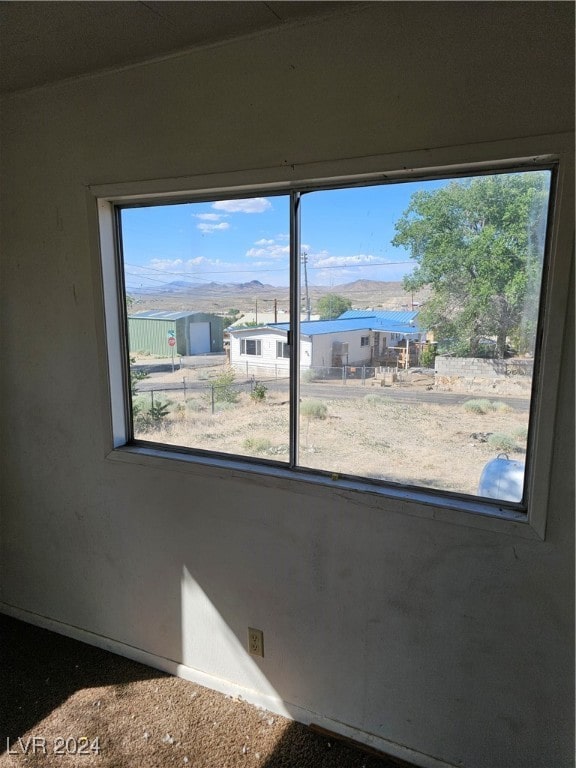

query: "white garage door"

left=189, top=322, right=211, bottom=354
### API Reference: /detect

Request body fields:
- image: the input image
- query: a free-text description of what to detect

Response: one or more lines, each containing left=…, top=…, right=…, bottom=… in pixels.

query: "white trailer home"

left=228, top=325, right=307, bottom=378
left=229, top=311, right=425, bottom=375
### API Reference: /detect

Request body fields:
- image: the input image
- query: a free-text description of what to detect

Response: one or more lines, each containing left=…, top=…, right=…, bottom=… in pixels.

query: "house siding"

left=230, top=329, right=312, bottom=376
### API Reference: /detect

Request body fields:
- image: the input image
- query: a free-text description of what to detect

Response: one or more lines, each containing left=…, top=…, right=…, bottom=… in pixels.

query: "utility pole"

left=302, top=252, right=311, bottom=320
left=274, top=298, right=278, bottom=323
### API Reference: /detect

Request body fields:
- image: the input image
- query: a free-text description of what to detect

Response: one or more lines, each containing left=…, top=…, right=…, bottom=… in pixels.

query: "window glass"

left=118, top=170, right=551, bottom=503
left=276, top=341, right=290, bottom=358
left=120, top=196, right=290, bottom=462
left=298, top=172, right=550, bottom=500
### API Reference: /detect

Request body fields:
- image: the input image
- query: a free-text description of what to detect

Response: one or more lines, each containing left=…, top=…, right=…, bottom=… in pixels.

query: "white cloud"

left=197, top=221, right=230, bottom=233
left=213, top=198, right=272, bottom=214
left=246, top=240, right=289, bottom=260
left=194, top=213, right=224, bottom=221
left=150, top=256, right=209, bottom=270
left=312, top=254, right=378, bottom=268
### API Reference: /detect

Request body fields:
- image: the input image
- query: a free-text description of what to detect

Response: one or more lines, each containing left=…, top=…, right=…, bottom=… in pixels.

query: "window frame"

left=276, top=341, right=290, bottom=359
left=90, top=135, right=574, bottom=540
left=241, top=338, right=262, bottom=357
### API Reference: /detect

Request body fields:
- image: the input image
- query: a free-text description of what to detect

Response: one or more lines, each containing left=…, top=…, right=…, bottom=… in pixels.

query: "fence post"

left=151, top=390, right=154, bottom=409
left=183, top=377, right=187, bottom=403
left=362, top=366, right=366, bottom=385
left=211, top=384, right=215, bottom=415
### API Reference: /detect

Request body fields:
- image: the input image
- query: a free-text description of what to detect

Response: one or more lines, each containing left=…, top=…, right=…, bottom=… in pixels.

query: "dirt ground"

left=132, top=363, right=530, bottom=498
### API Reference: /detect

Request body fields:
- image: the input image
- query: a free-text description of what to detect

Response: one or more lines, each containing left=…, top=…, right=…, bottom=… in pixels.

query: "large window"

left=106, top=161, right=557, bottom=514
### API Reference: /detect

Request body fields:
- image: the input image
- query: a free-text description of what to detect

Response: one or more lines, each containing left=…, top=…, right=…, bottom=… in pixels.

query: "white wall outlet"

left=248, top=627, right=264, bottom=657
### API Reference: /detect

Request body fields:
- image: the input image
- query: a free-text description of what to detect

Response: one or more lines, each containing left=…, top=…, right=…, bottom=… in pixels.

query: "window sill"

left=106, top=443, right=541, bottom=540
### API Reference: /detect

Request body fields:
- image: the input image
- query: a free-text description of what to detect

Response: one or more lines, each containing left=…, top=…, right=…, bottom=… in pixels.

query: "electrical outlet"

left=248, top=627, right=264, bottom=657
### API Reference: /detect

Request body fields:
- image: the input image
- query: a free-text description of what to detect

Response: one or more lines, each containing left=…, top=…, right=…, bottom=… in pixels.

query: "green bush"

left=300, top=400, right=328, bottom=420
left=301, top=368, right=318, bottom=383
left=243, top=437, right=272, bottom=453
left=132, top=394, right=170, bottom=431
left=149, top=400, right=170, bottom=423
left=487, top=433, right=517, bottom=452
left=132, top=393, right=148, bottom=418
left=513, top=425, right=529, bottom=441
left=464, top=399, right=512, bottom=415
left=491, top=401, right=512, bottom=413
left=129, top=358, right=149, bottom=395
left=463, top=399, right=493, bottom=414
left=209, top=367, right=238, bottom=404
left=250, top=381, right=267, bottom=402
left=419, top=344, right=437, bottom=368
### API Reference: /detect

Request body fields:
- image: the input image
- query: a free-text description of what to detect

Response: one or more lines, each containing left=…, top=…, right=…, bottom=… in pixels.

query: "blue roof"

left=269, top=315, right=421, bottom=336
left=339, top=309, right=420, bottom=325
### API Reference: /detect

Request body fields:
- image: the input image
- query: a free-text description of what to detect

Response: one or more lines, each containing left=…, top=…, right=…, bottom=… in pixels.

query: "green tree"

left=392, top=172, right=549, bottom=357
left=316, top=293, right=352, bottom=320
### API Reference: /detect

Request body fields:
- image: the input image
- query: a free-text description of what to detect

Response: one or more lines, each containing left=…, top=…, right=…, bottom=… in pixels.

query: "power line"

left=125, top=260, right=413, bottom=280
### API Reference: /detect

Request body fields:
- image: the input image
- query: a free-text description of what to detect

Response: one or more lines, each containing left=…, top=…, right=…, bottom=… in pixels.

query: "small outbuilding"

left=128, top=310, right=224, bottom=357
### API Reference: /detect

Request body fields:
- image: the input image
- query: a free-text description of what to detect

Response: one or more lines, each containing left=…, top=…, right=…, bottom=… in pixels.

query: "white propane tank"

left=478, top=454, right=525, bottom=503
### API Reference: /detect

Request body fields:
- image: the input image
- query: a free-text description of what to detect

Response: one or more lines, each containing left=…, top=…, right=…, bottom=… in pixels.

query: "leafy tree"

left=222, top=309, right=241, bottom=327
left=392, top=172, right=549, bottom=357
left=231, top=320, right=260, bottom=329
left=316, top=293, right=352, bottom=320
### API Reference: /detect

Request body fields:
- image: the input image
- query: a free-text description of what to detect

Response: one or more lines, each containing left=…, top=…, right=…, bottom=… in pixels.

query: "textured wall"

left=1, top=4, right=574, bottom=767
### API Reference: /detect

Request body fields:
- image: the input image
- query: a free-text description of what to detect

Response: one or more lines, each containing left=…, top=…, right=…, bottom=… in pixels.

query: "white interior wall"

left=1, top=4, right=574, bottom=767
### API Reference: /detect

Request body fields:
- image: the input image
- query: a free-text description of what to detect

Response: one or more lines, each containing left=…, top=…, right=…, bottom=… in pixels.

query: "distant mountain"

left=333, top=279, right=403, bottom=292
left=127, top=278, right=426, bottom=314
left=129, top=279, right=275, bottom=295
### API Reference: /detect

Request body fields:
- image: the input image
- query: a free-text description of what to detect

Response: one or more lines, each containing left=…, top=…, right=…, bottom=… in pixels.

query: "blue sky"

left=121, top=179, right=448, bottom=290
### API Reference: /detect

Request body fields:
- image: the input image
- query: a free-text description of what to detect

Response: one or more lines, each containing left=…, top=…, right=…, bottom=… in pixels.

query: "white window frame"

left=276, top=341, right=290, bottom=359
left=241, top=338, right=262, bottom=356
left=89, top=134, right=574, bottom=540
left=360, top=336, right=370, bottom=347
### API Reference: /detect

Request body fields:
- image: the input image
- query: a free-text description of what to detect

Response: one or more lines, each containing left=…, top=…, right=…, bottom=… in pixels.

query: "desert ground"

left=131, top=360, right=530, bottom=499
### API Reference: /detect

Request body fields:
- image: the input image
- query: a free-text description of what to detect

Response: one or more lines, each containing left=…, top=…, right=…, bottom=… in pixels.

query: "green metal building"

left=128, top=311, right=224, bottom=357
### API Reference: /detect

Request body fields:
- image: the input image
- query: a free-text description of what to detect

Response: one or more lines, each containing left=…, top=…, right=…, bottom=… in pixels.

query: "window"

left=276, top=341, right=290, bottom=358
left=241, top=339, right=262, bottom=356
left=97, top=150, right=565, bottom=526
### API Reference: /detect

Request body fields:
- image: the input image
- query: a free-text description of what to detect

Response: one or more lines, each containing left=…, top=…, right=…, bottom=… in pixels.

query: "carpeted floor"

left=0, top=614, right=415, bottom=768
